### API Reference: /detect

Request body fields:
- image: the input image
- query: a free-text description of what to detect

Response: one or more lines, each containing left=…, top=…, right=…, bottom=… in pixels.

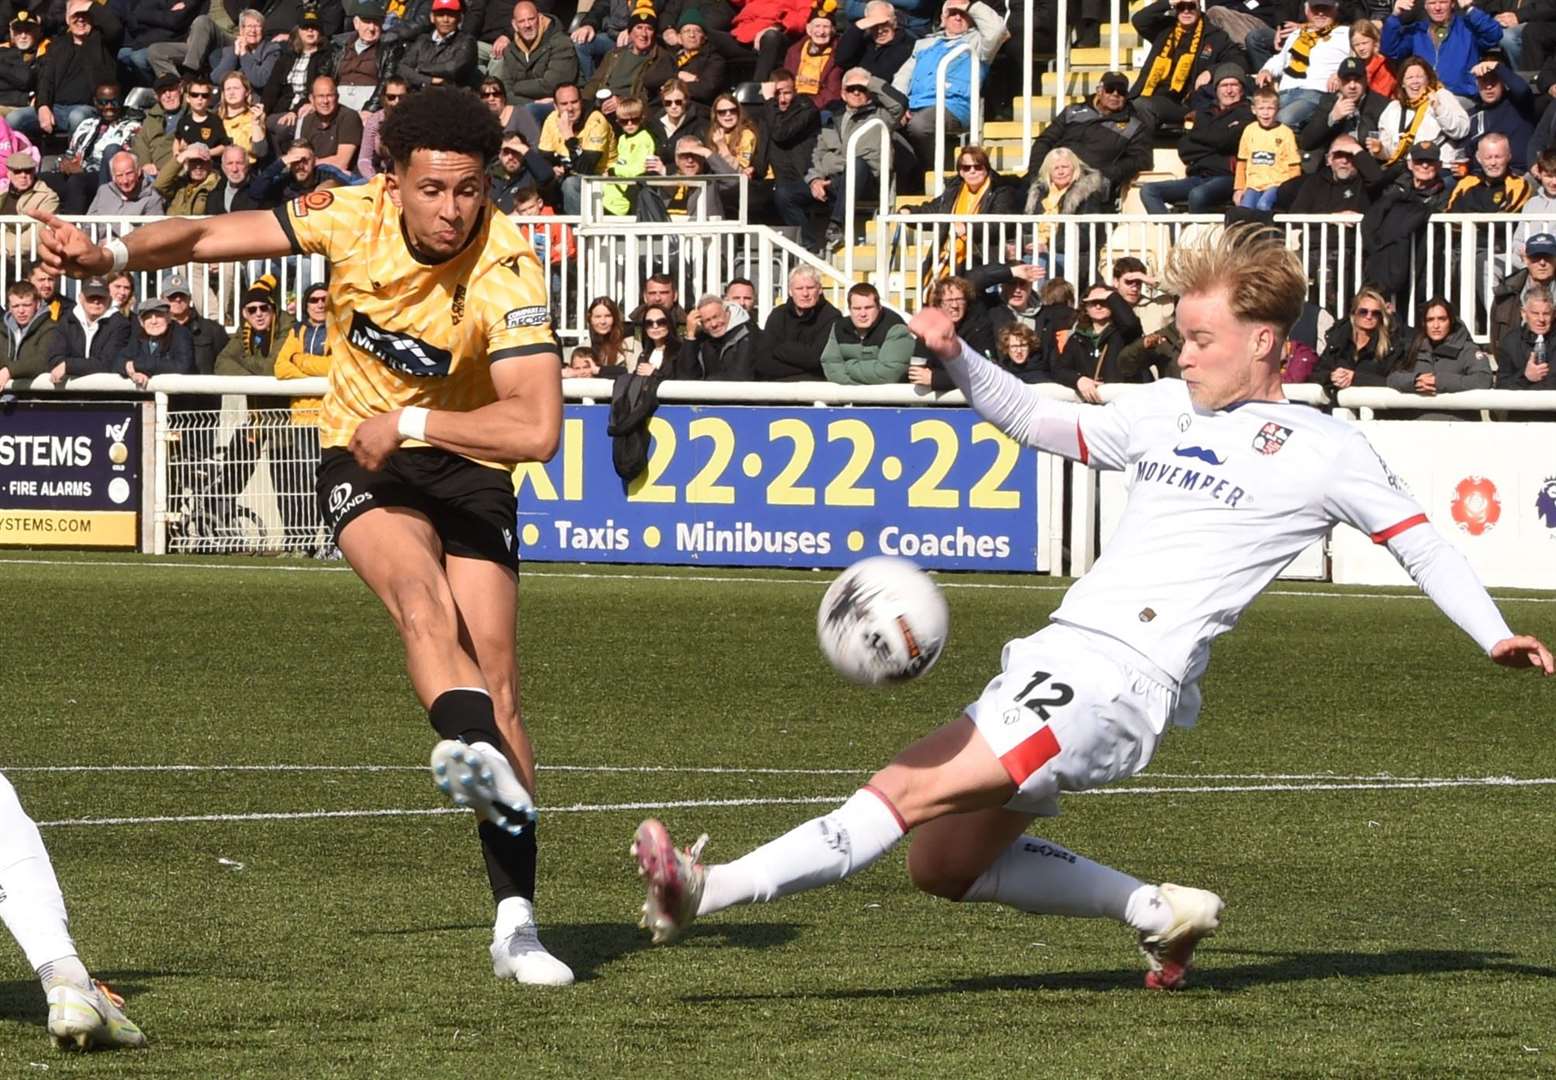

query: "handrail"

left=1336, top=387, right=1556, bottom=412
left=1054, top=0, right=1067, bottom=134
left=933, top=39, right=981, bottom=197
left=1110, top=0, right=1122, bottom=72
left=843, top=115, right=893, bottom=286
left=1021, top=0, right=1034, bottom=169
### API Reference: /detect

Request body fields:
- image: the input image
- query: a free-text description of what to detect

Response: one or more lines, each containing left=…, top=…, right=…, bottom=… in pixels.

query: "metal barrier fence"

left=873, top=213, right=1556, bottom=339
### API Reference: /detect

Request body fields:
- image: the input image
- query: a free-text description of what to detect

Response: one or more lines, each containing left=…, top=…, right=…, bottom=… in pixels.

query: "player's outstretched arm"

left=349, top=352, right=563, bottom=471
left=908, top=306, right=1104, bottom=465
left=28, top=209, right=295, bottom=278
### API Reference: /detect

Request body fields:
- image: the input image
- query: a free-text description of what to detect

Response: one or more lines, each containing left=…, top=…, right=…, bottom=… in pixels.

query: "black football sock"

left=428, top=687, right=501, bottom=747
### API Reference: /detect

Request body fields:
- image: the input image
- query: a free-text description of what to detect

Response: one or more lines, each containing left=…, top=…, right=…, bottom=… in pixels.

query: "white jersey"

left=940, top=344, right=1513, bottom=729
left=1053, top=379, right=1424, bottom=691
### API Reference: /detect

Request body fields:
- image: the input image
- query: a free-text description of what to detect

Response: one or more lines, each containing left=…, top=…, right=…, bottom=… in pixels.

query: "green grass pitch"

left=0, top=553, right=1552, bottom=1078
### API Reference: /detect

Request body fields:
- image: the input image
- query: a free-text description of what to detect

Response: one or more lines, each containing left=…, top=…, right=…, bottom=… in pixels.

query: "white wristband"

left=104, top=237, right=130, bottom=273
left=397, top=406, right=429, bottom=442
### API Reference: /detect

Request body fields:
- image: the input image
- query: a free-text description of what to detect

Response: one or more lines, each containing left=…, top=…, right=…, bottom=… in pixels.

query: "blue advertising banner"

left=515, top=404, right=1038, bottom=570
left=0, top=401, right=141, bottom=548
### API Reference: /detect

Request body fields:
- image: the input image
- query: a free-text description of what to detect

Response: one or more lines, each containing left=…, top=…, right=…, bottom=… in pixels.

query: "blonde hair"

left=1350, top=17, right=1380, bottom=45
left=1350, top=285, right=1393, bottom=356
left=1162, top=223, right=1306, bottom=335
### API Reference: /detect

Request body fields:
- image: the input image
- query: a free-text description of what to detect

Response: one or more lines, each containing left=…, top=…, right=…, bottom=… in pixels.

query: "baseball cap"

left=1336, top=57, right=1365, bottom=81
left=80, top=277, right=111, bottom=299
left=431, top=0, right=462, bottom=12
left=1099, top=70, right=1129, bottom=93
left=137, top=297, right=171, bottom=315
left=1408, top=142, right=1440, bottom=163
left=352, top=0, right=387, bottom=17
left=162, top=273, right=191, bottom=299
left=9, top=10, right=37, bottom=30
left=298, top=8, right=323, bottom=25
left=1526, top=233, right=1556, bottom=257
left=154, top=72, right=182, bottom=91
left=6, top=150, right=34, bottom=171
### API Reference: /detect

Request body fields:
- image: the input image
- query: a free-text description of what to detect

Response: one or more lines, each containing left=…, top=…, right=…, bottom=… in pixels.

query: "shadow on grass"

left=679, top=948, right=1556, bottom=1002
left=356, top=921, right=805, bottom=983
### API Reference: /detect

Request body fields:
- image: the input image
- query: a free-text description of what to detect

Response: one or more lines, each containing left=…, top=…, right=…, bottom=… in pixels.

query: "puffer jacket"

left=1386, top=322, right=1493, bottom=418
left=821, top=307, right=914, bottom=385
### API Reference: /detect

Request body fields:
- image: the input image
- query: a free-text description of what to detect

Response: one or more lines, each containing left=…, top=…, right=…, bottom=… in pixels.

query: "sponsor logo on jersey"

left=504, top=305, right=549, bottom=330
left=1251, top=422, right=1292, bottom=455
left=1450, top=475, right=1501, bottom=536
left=1173, top=444, right=1225, bottom=465
left=451, top=284, right=467, bottom=326
left=347, top=311, right=453, bottom=377
left=292, top=190, right=335, bottom=217
left=1535, top=477, right=1556, bottom=532
left=326, top=480, right=372, bottom=523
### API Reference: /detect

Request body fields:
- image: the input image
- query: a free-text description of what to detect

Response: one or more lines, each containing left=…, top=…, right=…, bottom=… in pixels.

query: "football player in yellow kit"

left=33, top=86, right=573, bottom=985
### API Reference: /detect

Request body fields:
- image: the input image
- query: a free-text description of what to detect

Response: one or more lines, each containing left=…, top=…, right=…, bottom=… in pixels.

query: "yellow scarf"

left=676, top=48, right=699, bottom=68
left=926, top=179, right=989, bottom=288
left=1141, top=18, right=1204, bottom=98
left=1284, top=24, right=1333, bottom=80
left=1385, top=93, right=1431, bottom=167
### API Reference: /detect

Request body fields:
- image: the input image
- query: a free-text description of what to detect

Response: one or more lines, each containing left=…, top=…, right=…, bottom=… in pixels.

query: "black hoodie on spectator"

left=753, top=296, right=839, bottom=381
left=35, top=5, right=120, bottom=109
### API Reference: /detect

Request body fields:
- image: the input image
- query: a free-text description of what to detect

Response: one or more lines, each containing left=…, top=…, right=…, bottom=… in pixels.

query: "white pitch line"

left=33, top=776, right=1556, bottom=829
left=6, top=764, right=1545, bottom=784
left=0, top=556, right=1551, bottom=604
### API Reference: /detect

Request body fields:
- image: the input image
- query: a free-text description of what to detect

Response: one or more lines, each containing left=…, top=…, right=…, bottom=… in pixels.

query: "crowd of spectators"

left=0, top=0, right=1553, bottom=411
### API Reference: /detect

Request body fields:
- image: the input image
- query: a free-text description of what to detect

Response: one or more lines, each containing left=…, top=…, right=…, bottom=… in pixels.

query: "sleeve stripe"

left=490, top=342, right=561, bottom=364
left=1075, top=420, right=1090, bottom=465
left=271, top=203, right=301, bottom=254
left=1371, top=513, right=1429, bottom=545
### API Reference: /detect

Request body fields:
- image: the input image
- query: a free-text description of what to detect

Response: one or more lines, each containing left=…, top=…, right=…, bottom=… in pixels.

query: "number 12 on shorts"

left=1015, top=671, right=1074, bottom=721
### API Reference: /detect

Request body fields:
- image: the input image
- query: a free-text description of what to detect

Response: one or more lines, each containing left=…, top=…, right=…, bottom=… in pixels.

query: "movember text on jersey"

left=1134, top=443, right=1249, bottom=507
left=347, top=311, right=455, bottom=377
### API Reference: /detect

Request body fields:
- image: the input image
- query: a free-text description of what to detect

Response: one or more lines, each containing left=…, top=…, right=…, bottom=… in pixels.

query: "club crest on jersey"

left=348, top=311, right=453, bottom=377
left=291, top=189, right=334, bottom=217
left=1252, top=422, right=1293, bottom=455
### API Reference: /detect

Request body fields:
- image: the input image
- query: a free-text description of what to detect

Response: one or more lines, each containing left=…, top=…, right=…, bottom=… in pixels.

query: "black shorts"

left=316, top=447, right=519, bottom=567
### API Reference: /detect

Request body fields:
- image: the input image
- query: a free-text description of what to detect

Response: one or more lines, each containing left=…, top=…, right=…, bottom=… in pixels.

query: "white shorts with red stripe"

left=966, top=623, right=1177, bottom=817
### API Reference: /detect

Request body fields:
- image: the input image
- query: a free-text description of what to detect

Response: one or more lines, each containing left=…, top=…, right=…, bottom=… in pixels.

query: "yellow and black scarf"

left=676, top=48, right=699, bottom=67
left=1141, top=18, right=1204, bottom=98
left=1385, top=93, right=1431, bottom=167
left=1283, top=24, right=1333, bottom=80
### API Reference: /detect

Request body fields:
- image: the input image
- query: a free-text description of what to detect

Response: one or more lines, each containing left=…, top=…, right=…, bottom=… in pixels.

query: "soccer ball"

left=817, top=556, right=949, bottom=685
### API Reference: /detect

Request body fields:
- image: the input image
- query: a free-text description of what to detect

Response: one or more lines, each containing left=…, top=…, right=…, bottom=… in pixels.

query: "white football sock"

left=697, top=787, right=907, bottom=916
left=961, top=835, right=1170, bottom=933
left=0, top=773, right=80, bottom=975
left=494, top=896, right=535, bottom=936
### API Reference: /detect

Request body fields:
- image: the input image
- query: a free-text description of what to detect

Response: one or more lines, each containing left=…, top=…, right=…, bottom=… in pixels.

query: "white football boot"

left=429, top=740, right=535, bottom=835
left=1137, top=883, right=1225, bottom=990
left=46, top=981, right=147, bottom=1051
left=491, top=923, right=574, bottom=986
left=631, top=819, right=708, bottom=945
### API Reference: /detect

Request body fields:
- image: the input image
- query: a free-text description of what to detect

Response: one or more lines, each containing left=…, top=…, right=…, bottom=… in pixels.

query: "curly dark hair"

left=380, top=86, right=502, bottom=170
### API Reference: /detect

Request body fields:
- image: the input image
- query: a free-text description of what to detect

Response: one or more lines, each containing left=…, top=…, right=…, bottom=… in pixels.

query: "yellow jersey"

left=273, top=178, right=560, bottom=461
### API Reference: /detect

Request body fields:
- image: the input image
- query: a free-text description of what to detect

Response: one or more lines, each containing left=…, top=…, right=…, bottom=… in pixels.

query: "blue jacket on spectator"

left=1381, top=8, right=1502, bottom=99
left=120, top=321, right=194, bottom=378
left=1464, top=63, right=1537, bottom=174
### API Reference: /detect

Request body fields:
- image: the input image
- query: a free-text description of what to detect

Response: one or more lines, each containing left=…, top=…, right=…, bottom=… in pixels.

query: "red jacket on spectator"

left=1366, top=52, right=1396, bottom=100
left=731, top=0, right=810, bottom=47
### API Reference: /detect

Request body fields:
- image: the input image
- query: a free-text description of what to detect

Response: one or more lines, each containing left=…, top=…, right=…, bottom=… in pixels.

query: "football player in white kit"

left=0, top=772, right=146, bottom=1049
left=631, top=225, right=1553, bottom=989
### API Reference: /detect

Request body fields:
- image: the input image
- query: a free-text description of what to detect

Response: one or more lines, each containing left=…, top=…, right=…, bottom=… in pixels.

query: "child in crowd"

left=1234, top=86, right=1301, bottom=212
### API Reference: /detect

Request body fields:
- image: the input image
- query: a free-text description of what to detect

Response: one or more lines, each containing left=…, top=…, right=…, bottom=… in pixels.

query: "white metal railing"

left=842, top=117, right=893, bottom=287
left=876, top=212, right=1556, bottom=337
left=933, top=42, right=982, bottom=197
left=571, top=219, right=852, bottom=331
left=1021, top=0, right=1034, bottom=167
left=575, top=172, right=750, bottom=226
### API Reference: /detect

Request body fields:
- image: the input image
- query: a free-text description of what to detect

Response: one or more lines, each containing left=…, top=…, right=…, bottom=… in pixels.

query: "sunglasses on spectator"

left=714, top=106, right=738, bottom=114
left=663, top=96, right=686, bottom=105
left=618, top=115, right=642, bottom=124
left=843, top=84, right=869, bottom=93
left=958, top=161, right=985, bottom=172
left=186, top=90, right=212, bottom=98
left=1084, top=298, right=1111, bottom=307
left=644, top=317, right=669, bottom=327
left=243, top=304, right=272, bottom=314
left=481, top=89, right=503, bottom=98
left=94, top=96, right=117, bottom=105
left=383, top=91, right=405, bottom=102
left=307, top=295, right=328, bottom=303
left=1354, top=306, right=1382, bottom=317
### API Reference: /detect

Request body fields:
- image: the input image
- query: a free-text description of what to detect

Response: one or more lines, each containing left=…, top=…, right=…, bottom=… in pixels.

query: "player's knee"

left=385, top=578, right=457, bottom=645
left=905, top=838, right=979, bottom=901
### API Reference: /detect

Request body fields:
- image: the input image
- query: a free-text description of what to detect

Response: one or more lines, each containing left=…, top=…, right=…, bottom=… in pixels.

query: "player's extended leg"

left=908, top=808, right=1224, bottom=990
left=443, top=554, right=573, bottom=987
left=0, top=773, right=145, bottom=1050
left=634, top=714, right=1016, bottom=942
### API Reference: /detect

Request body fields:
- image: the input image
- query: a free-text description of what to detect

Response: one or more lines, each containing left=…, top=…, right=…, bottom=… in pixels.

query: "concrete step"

left=1012, top=94, right=1087, bottom=123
